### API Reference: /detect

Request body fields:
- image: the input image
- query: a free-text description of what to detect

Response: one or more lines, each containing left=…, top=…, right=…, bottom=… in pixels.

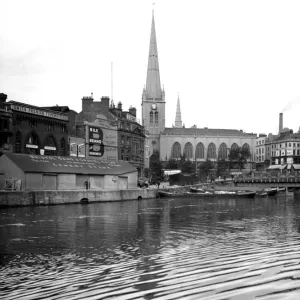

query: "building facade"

left=269, top=130, right=300, bottom=166
left=78, top=95, right=146, bottom=175
left=141, top=13, right=257, bottom=166
left=0, top=96, right=69, bottom=156
left=0, top=93, right=13, bottom=156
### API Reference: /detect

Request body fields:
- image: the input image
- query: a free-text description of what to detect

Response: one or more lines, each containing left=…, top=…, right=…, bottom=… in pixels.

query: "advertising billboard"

left=88, top=124, right=118, bottom=160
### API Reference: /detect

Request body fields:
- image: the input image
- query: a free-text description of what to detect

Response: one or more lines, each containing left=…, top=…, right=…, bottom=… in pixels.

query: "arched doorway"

left=44, top=135, right=57, bottom=156
left=25, top=131, right=40, bottom=154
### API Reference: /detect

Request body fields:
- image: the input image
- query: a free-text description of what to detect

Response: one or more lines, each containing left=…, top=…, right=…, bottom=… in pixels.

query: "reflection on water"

left=1, top=195, right=300, bottom=299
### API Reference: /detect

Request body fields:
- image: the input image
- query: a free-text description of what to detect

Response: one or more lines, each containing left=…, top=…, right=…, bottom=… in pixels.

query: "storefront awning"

left=267, top=165, right=281, bottom=170
left=230, top=172, right=242, bottom=175
left=164, top=170, right=181, bottom=176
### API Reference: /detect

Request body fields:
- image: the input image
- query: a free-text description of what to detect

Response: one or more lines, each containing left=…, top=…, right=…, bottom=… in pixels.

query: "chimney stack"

left=279, top=113, right=283, bottom=134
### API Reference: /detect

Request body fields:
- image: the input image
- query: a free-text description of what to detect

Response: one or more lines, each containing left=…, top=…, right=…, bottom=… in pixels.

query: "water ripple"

left=1, top=197, right=300, bottom=299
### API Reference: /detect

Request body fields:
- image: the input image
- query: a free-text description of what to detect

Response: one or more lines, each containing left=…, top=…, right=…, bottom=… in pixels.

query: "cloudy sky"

left=1, top=0, right=300, bottom=135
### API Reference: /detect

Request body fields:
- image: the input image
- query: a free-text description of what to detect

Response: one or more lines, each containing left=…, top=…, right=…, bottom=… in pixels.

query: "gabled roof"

left=162, top=127, right=256, bottom=137
left=2, top=153, right=136, bottom=175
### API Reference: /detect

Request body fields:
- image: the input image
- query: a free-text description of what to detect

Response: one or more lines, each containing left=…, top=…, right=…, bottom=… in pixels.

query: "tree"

left=199, top=159, right=215, bottom=176
left=149, top=160, right=164, bottom=181
left=228, top=147, right=251, bottom=170
left=216, top=158, right=228, bottom=177
left=181, top=160, right=195, bottom=175
left=165, top=159, right=179, bottom=170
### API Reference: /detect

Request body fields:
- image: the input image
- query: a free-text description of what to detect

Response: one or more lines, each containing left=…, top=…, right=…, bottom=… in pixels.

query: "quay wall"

left=0, top=188, right=158, bottom=208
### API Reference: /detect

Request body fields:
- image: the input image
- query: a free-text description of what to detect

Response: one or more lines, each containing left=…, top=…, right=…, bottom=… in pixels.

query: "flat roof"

left=3, top=153, right=137, bottom=175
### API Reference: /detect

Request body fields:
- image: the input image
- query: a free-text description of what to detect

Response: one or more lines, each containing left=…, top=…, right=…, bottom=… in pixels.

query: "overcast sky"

left=1, top=0, right=300, bottom=135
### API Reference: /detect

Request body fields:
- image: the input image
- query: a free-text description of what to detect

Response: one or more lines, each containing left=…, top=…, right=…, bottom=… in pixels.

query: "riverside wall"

left=0, top=188, right=159, bottom=208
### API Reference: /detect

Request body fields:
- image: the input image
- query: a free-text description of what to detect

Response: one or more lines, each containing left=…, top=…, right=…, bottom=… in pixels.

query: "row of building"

left=0, top=93, right=148, bottom=177
left=255, top=113, right=300, bottom=171
left=1, top=11, right=298, bottom=184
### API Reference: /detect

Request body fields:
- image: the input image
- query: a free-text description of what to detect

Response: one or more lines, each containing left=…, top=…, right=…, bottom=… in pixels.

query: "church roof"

left=162, top=127, right=256, bottom=137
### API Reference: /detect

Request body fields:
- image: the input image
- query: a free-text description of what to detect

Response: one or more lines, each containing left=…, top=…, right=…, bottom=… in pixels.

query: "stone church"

left=141, top=12, right=256, bottom=165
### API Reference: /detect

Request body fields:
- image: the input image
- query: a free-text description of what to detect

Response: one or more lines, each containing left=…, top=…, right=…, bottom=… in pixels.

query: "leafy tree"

left=150, top=160, right=164, bottom=181
left=199, top=159, right=215, bottom=176
left=181, top=160, right=195, bottom=175
left=216, top=158, right=228, bottom=177
left=228, top=147, right=251, bottom=170
left=165, top=159, right=179, bottom=170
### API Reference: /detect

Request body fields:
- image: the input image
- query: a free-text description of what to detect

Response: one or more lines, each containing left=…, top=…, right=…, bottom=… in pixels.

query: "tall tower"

left=142, top=11, right=165, bottom=158
left=174, top=95, right=182, bottom=128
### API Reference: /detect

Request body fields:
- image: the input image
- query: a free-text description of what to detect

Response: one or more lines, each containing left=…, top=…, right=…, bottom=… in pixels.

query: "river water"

left=1, top=195, right=300, bottom=299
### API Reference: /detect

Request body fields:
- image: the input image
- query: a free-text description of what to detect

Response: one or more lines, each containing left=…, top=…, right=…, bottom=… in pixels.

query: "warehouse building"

left=0, top=153, right=137, bottom=191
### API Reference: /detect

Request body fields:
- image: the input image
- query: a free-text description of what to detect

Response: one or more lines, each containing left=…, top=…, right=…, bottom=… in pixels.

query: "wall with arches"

left=160, top=135, right=256, bottom=162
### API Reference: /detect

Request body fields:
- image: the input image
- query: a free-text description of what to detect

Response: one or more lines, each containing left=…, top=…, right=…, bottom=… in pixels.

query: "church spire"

left=145, top=11, right=162, bottom=100
left=175, top=95, right=182, bottom=128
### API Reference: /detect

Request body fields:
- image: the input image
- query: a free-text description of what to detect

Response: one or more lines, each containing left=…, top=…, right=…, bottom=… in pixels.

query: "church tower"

left=174, top=95, right=182, bottom=128
left=142, top=11, right=165, bottom=158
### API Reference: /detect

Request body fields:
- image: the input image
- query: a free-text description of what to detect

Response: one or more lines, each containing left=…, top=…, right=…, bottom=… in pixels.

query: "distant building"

left=141, top=13, right=257, bottom=167
left=78, top=94, right=146, bottom=176
left=0, top=94, right=69, bottom=156
left=0, top=93, right=13, bottom=156
left=255, top=134, right=267, bottom=163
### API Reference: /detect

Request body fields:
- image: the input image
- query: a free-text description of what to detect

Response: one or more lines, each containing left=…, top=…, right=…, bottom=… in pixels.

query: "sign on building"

left=286, top=149, right=293, bottom=156
left=87, top=123, right=118, bottom=161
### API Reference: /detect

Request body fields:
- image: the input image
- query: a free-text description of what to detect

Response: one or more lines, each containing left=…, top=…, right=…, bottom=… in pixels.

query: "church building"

left=141, top=12, right=256, bottom=166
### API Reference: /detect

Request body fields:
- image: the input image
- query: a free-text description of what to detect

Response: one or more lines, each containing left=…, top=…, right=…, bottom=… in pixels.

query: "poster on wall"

left=78, top=143, right=85, bottom=157
left=88, top=125, right=118, bottom=160
left=275, top=159, right=279, bottom=165
left=287, top=149, right=293, bottom=156
left=70, top=143, right=78, bottom=157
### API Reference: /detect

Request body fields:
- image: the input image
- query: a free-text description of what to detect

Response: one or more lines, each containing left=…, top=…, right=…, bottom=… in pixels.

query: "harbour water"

left=1, top=195, right=300, bottom=299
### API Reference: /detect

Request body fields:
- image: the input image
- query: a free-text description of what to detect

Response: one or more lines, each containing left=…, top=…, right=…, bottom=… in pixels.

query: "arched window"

left=218, top=143, right=227, bottom=159
left=15, top=131, right=22, bottom=153
left=155, top=112, right=158, bottom=123
left=207, top=143, right=216, bottom=159
left=231, top=143, right=239, bottom=151
left=44, top=135, right=57, bottom=156
left=25, top=131, right=40, bottom=154
left=60, top=138, right=65, bottom=156
left=195, top=143, right=204, bottom=159
left=171, top=142, right=181, bottom=159
left=150, top=112, right=153, bottom=123
left=184, top=142, right=193, bottom=159
left=242, top=143, right=250, bottom=151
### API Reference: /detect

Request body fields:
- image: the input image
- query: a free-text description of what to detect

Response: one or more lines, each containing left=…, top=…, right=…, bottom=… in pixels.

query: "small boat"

left=158, top=190, right=184, bottom=197
left=190, top=187, right=206, bottom=193
left=236, top=191, right=256, bottom=198
left=256, top=191, right=268, bottom=198
left=277, top=187, right=286, bottom=193
left=264, top=188, right=278, bottom=196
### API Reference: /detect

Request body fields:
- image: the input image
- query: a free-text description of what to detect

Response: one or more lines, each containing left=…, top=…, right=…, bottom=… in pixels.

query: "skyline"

left=1, top=0, right=300, bottom=135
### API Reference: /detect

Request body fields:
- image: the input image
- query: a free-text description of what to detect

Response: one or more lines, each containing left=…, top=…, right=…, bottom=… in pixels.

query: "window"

left=16, top=117, right=21, bottom=127
left=47, top=123, right=54, bottom=131
left=184, top=142, right=193, bottom=159
left=60, top=138, right=65, bottom=156
left=171, top=142, right=181, bottom=159
left=155, top=112, right=158, bottom=123
left=44, top=135, right=57, bottom=156
left=218, top=143, right=227, bottom=159
left=121, top=136, right=124, bottom=145
left=29, top=119, right=37, bottom=128
left=207, top=143, right=216, bottom=159
left=15, top=131, right=21, bottom=153
left=289, top=143, right=291, bottom=147
left=231, top=143, right=239, bottom=151
left=150, top=112, right=153, bottom=123
left=195, top=143, right=204, bottom=159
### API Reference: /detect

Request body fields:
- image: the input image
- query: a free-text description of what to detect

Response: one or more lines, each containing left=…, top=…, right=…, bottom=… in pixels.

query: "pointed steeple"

left=145, top=11, right=162, bottom=100
left=175, top=95, right=182, bottom=128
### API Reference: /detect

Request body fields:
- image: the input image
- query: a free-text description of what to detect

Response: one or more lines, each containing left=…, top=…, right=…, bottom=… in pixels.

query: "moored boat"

left=158, top=190, right=185, bottom=197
